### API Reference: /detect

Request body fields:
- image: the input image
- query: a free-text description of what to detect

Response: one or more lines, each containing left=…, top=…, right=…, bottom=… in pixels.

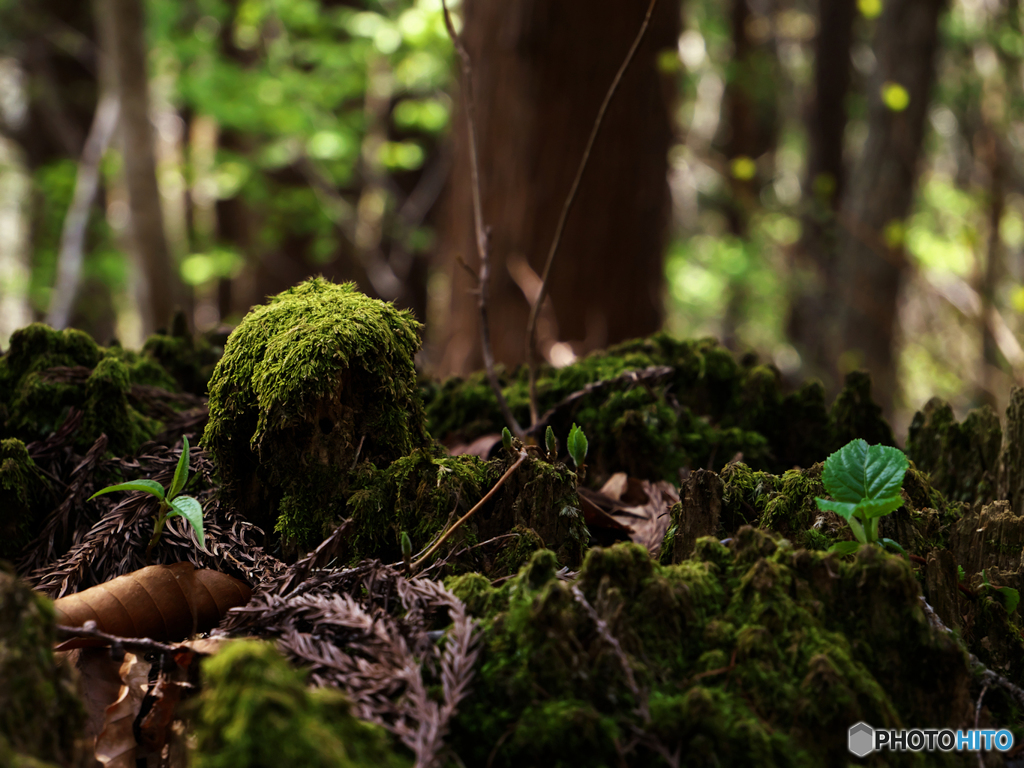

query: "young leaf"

left=89, top=480, right=165, bottom=502
left=999, top=587, right=1020, bottom=615
left=820, top=439, right=908, bottom=504
left=854, top=496, right=904, bottom=520
left=829, top=541, right=861, bottom=556
left=879, top=538, right=906, bottom=556
left=167, top=495, right=205, bottom=549
left=545, top=426, right=557, bottom=456
left=815, top=498, right=857, bottom=521
left=501, top=427, right=512, bottom=453
left=567, top=423, right=588, bottom=469
left=167, top=436, right=191, bottom=500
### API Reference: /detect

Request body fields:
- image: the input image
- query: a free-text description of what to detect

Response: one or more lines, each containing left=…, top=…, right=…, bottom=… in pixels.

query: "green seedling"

left=980, top=569, right=1020, bottom=615
left=501, top=427, right=513, bottom=454
left=567, top=423, right=588, bottom=471
left=401, top=530, right=412, bottom=574
left=89, top=436, right=205, bottom=562
left=815, top=438, right=907, bottom=556
left=545, top=426, right=557, bottom=459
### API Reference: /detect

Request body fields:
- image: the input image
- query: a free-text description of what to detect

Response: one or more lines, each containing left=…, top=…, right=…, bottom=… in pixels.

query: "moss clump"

left=906, top=397, right=1002, bottom=505
left=0, top=562, right=87, bottom=767
left=0, top=439, right=51, bottom=561
left=345, top=447, right=587, bottom=574
left=0, top=323, right=189, bottom=455
left=422, top=334, right=894, bottom=482
left=448, top=533, right=974, bottom=767
left=192, top=639, right=408, bottom=768
left=203, top=278, right=430, bottom=547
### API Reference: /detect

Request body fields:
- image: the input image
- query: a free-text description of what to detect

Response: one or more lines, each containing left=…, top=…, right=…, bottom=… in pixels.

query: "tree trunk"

left=108, top=0, right=180, bottom=335
left=787, top=0, right=856, bottom=384
left=833, top=0, right=945, bottom=416
left=433, top=0, right=679, bottom=376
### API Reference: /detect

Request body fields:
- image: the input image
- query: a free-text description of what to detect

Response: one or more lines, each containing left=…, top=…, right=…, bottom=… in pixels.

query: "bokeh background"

left=0, top=0, right=1021, bottom=438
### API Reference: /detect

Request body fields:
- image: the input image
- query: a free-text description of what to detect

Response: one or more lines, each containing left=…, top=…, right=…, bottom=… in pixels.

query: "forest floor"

left=3, top=278, right=1024, bottom=768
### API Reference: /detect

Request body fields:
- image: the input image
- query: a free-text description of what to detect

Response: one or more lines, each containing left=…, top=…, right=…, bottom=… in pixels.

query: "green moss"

left=0, top=322, right=193, bottom=454
left=0, top=439, right=51, bottom=560
left=345, top=449, right=586, bottom=573
left=422, top=335, right=894, bottom=482
left=0, top=562, right=86, bottom=767
left=192, top=639, right=408, bottom=768
left=447, top=535, right=971, bottom=767
left=203, top=278, right=430, bottom=547
left=906, top=398, right=1002, bottom=505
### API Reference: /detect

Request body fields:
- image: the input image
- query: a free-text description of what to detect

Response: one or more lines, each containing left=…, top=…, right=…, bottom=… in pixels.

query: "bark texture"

left=434, top=0, right=679, bottom=376
left=833, top=0, right=946, bottom=415
left=108, top=0, right=180, bottom=334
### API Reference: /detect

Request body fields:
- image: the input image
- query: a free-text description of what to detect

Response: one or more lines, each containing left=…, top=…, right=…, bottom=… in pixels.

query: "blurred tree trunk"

left=718, top=0, right=779, bottom=349
left=108, top=0, right=180, bottom=334
left=833, top=0, right=946, bottom=416
left=787, top=0, right=856, bottom=384
left=433, top=0, right=679, bottom=376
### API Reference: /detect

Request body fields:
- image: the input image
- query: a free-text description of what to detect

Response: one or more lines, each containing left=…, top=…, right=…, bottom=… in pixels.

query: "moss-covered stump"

left=345, top=447, right=587, bottom=574
left=0, top=562, right=87, bottom=767
left=0, top=323, right=197, bottom=455
left=907, top=397, right=1002, bottom=506
left=447, top=533, right=980, bottom=767
left=203, top=278, right=430, bottom=548
left=422, top=333, right=895, bottom=481
left=193, top=639, right=408, bottom=768
left=0, top=438, right=51, bottom=561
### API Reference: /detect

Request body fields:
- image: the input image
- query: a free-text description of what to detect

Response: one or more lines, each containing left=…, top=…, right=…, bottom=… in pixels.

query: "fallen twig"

left=440, top=0, right=524, bottom=440
left=411, top=450, right=527, bottom=571
left=525, top=0, right=660, bottom=426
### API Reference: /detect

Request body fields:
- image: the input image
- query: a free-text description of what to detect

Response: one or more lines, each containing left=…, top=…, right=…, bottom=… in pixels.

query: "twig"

left=56, top=620, right=180, bottom=657
left=440, top=0, right=525, bottom=440
left=525, top=0, right=660, bottom=426
left=411, top=450, right=527, bottom=571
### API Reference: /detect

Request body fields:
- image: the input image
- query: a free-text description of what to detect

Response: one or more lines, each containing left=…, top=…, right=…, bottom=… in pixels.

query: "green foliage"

left=89, top=436, right=204, bottom=559
left=980, top=569, right=1020, bottom=615
left=545, top=425, right=557, bottom=457
left=815, top=439, right=908, bottom=553
left=501, top=426, right=512, bottom=453
left=193, top=639, right=408, bottom=768
left=567, top=423, right=588, bottom=469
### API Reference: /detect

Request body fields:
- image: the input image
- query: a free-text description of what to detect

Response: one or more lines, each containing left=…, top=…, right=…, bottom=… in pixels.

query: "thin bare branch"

left=525, top=0, right=660, bottom=425
left=441, top=0, right=525, bottom=439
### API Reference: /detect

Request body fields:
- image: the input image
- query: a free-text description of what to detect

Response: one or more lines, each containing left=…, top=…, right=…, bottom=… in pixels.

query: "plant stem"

left=145, top=504, right=169, bottom=564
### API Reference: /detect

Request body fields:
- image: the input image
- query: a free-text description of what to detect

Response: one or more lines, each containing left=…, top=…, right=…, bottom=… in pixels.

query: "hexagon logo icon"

left=848, top=722, right=875, bottom=757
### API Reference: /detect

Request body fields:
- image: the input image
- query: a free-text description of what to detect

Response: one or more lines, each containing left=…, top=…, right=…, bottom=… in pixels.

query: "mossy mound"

left=421, top=333, right=893, bottom=482
left=344, top=446, right=587, bottom=574
left=192, top=639, right=409, bottom=768
left=203, top=278, right=430, bottom=547
left=0, top=438, right=51, bottom=561
left=0, top=323, right=193, bottom=455
left=446, top=533, right=981, bottom=767
left=0, top=562, right=87, bottom=767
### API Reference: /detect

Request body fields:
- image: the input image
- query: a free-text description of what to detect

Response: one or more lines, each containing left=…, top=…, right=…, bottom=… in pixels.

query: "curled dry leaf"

left=94, top=652, right=151, bottom=768
left=53, top=562, right=251, bottom=649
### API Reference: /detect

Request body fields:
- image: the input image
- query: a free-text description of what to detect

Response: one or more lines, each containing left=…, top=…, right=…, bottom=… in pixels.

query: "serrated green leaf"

left=168, top=495, right=205, bottom=549
left=829, top=541, right=861, bottom=556
left=89, top=479, right=165, bottom=501
left=854, top=496, right=905, bottom=520
left=815, top=498, right=858, bottom=521
left=168, top=436, right=191, bottom=500
left=821, top=439, right=907, bottom=504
